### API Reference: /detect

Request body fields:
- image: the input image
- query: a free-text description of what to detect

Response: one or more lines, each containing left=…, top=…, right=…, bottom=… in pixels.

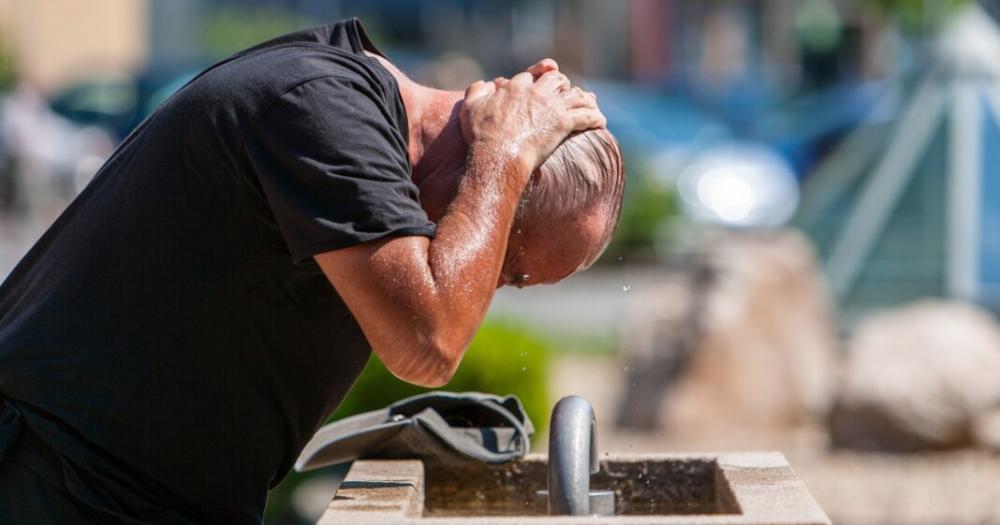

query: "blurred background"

left=2, top=0, right=1000, bottom=523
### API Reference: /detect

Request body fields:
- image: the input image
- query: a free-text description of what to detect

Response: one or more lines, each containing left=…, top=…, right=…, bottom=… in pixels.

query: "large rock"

left=616, top=230, right=839, bottom=433
left=831, top=301, right=1000, bottom=451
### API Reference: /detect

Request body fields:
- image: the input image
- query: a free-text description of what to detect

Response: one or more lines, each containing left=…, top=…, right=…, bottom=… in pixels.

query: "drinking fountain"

left=313, top=395, right=831, bottom=524
left=536, top=395, right=614, bottom=516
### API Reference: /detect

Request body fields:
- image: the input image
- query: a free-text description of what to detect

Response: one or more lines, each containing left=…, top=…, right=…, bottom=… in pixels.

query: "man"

left=0, top=18, right=624, bottom=524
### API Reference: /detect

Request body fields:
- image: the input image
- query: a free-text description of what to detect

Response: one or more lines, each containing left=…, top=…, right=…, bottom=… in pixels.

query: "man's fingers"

left=562, top=87, right=597, bottom=109
left=464, top=80, right=495, bottom=101
left=464, top=80, right=485, bottom=98
left=510, top=71, right=534, bottom=89
left=568, top=107, right=607, bottom=131
left=492, top=77, right=509, bottom=89
left=526, top=58, right=559, bottom=78
left=536, top=71, right=570, bottom=93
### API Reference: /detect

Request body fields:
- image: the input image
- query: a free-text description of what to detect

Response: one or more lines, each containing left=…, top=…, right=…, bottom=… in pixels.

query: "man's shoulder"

left=210, top=44, right=370, bottom=91
left=184, top=43, right=390, bottom=119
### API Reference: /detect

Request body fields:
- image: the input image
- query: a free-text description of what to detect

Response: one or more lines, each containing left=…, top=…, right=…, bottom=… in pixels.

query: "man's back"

left=0, top=19, right=434, bottom=523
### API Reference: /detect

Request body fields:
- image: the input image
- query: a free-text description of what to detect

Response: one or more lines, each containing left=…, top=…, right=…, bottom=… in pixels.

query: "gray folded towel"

left=294, top=391, right=535, bottom=496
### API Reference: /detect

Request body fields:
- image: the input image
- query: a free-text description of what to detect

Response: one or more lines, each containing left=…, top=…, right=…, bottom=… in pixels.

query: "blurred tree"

left=864, top=0, right=970, bottom=32
left=202, top=7, right=315, bottom=58
left=603, top=171, right=678, bottom=263
left=0, top=30, right=16, bottom=91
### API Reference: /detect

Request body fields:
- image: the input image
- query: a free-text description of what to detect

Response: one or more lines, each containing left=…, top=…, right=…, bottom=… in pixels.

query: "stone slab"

left=317, top=453, right=830, bottom=524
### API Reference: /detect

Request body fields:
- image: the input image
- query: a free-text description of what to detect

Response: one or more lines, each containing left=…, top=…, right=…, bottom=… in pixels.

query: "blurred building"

left=143, top=1, right=884, bottom=85
left=798, top=4, right=1000, bottom=319
left=0, top=0, right=148, bottom=93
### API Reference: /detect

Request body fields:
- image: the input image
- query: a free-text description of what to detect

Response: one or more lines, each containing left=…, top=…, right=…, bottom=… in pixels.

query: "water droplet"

left=515, top=229, right=522, bottom=235
left=521, top=366, right=527, bottom=372
left=622, top=284, right=631, bottom=293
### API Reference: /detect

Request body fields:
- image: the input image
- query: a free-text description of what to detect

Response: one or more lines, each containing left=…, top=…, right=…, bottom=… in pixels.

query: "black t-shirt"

left=0, top=19, right=434, bottom=524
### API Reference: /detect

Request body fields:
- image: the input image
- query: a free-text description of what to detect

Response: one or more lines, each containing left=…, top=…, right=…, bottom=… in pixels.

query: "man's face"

left=497, top=210, right=607, bottom=289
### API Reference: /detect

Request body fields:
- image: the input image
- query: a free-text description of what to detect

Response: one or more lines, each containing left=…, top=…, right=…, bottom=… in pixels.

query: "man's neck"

left=407, top=89, right=465, bottom=185
left=367, top=54, right=463, bottom=165
left=370, top=53, right=467, bottom=220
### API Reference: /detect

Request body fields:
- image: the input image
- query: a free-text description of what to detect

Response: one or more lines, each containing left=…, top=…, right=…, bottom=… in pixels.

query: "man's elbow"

left=405, top=369, right=454, bottom=389
left=379, top=337, right=463, bottom=388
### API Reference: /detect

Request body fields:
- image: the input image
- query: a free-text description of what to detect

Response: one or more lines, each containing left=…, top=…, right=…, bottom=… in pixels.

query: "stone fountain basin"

left=316, top=452, right=830, bottom=524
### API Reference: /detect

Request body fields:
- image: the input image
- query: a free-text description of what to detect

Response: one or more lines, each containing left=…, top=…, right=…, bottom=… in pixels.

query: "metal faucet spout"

left=547, top=395, right=599, bottom=515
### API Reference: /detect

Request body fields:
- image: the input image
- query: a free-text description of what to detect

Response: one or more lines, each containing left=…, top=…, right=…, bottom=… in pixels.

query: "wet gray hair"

left=516, top=128, right=626, bottom=266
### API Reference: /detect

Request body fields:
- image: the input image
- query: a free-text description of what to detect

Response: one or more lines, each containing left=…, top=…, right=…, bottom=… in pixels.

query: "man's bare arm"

left=314, top=70, right=604, bottom=387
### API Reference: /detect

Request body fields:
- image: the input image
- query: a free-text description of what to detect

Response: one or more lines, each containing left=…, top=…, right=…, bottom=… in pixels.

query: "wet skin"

left=499, top=210, right=607, bottom=289
left=391, top=77, right=607, bottom=291
left=314, top=57, right=607, bottom=387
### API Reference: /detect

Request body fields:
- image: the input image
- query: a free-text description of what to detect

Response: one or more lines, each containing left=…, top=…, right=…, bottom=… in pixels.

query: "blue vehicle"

left=49, top=67, right=199, bottom=142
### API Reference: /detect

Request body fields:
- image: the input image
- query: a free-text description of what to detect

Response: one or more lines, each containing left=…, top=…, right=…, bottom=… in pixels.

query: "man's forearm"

left=430, top=145, right=528, bottom=324
left=385, top=144, right=531, bottom=384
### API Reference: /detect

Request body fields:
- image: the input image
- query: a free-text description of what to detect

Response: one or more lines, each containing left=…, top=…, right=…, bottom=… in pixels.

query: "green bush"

left=603, top=173, right=678, bottom=262
left=202, top=7, right=314, bottom=58
left=330, top=319, right=551, bottom=436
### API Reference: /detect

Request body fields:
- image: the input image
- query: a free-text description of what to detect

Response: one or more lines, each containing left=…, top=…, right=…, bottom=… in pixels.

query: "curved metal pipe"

left=547, top=396, right=598, bottom=515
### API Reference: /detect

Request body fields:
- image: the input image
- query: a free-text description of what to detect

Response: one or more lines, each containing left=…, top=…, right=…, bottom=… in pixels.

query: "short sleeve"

left=245, top=76, right=436, bottom=263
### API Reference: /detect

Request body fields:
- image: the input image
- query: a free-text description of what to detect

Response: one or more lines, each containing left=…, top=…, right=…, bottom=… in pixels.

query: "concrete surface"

left=316, top=453, right=830, bottom=524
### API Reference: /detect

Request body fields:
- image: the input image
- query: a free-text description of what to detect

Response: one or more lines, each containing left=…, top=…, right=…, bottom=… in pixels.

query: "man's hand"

left=460, top=69, right=604, bottom=175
